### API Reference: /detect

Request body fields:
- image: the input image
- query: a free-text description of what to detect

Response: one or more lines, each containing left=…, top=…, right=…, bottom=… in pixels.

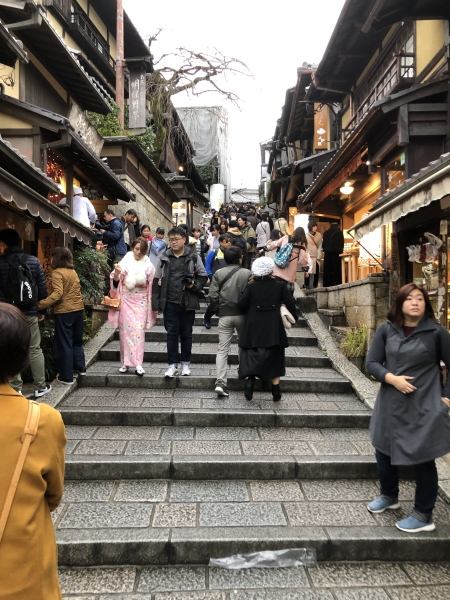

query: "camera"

left=183, top=277, right=194, bottom=287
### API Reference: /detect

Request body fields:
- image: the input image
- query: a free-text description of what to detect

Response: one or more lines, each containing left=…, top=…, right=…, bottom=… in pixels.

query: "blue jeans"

left=163, top=301, right=196, bottom=365
left=375, top=449, right=438, bottom=519
left=54, top=310, right=86, bottom=381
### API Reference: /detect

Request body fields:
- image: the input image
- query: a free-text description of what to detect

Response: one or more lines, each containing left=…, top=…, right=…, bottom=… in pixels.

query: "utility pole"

left=116, top=0, right=124, bottom=129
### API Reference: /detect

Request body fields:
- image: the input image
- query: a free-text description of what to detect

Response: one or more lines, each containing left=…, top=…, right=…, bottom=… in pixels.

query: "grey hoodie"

left=208, top=265, right=252, bottom=316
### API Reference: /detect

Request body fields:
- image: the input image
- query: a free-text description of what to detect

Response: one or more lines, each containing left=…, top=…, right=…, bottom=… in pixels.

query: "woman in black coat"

left=237, top=257, right=298, bottom=401
left=366, top=283, right=450, bottom=533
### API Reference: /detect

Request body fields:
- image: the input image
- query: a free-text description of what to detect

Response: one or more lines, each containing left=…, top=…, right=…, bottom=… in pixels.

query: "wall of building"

left=416, top=20, right=446, bottom=76
left=87, top=6, right=108, bottom=40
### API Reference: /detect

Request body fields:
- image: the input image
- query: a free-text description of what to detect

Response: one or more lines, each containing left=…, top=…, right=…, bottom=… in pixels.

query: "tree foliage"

left=73, top=246, right=110, bottom=305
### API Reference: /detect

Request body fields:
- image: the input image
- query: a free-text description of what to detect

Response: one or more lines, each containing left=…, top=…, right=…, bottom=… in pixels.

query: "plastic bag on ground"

left=209, top=548, right=317, bottom=569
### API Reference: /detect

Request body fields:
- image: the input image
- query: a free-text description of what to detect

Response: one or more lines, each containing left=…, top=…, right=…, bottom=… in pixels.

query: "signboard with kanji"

left=314, top=103, right=329, bottom=151
left=38, top=230, right=63, bottom=277
left=129, top=68, right=147, bottom=130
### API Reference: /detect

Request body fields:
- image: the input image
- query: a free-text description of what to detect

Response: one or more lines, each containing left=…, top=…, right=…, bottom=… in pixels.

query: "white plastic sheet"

left=209, top=548, right=317, bottom=569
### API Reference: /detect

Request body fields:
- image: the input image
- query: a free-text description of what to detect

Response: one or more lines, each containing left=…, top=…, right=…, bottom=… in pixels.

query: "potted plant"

left=340, top=324, right=368, bottom=370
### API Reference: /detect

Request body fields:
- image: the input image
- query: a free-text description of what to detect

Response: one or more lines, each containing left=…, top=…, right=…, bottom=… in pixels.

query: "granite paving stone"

left=119, top=389, right=174, bottom=397
left=387, top=585, right=450, bottom=599
left=161, top=427, right=194, bottom=440
left=202, top=399, right=262, bottom=410
left=114, top=481, right=168, bottom=502
left=142, top=397, right=201, bottom=408
left=137, top=566, right=206, bottom=592
left=258, top=428, right=324, bottom=441
left=59, top=395, right=85, bottom=406
left=154, top=593, right=225, bottom=600
left=65, top=426, right=97, bottom=440
left=333, top=590, right=390, bottom=600
left=152, top=503, right=197, bottom=527
left=241, top=441, right=312, bottom=455
left=70, top=387, right=119, bottom=397
left=51, top=503, right=66, bottom=525
left=170, top=481, right=249, bottom=502
left=209, top=566, right=309, bottom=589
left=250, top=481, right=304, bottom=501
left=81, top=396, right=144, bottom=407
left=317, top=394, right=361, bottom=403
left=404, top=561, right=450, bottom=583
left=321, top=429, right=371, bottom=441
left=58, top=503, right=153, bottom=529
left=195, top=427, right=260, bottom=440
left=284, top=501, right=376, bottom=527
left=374, top=501, right=450, bottom=526
left=301, top=480, right=379, bottom=501
left=73, top=440, right=127, bottom=455
left=231, top=591, right=334, bottom=600
left=59, top=567, right=136, bottom=594
left=335, top=402, right=369, bottom=411
left=172, top=441, right=242, bottom=455
left=125, top=441, right=171, bottom=455
left=199, top=501, right=286, bottom=526
left=92, top=427, right=161, bottom=440
left=308, top=563, right=411, bottom=587
left=173, top=390, right=217, bottom=398
left=298, top=402, right=340, bottom=411
left=62, top=481, right=115, bottom=502
left=309, top=441, right=360, bottom=456
left=65, top=440, right=80, bottom=454
left=352, top=442, right=377, bottom=455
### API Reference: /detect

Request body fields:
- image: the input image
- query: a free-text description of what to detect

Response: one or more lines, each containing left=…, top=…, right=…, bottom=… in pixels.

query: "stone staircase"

left=54, top=302, right=450, bottom=598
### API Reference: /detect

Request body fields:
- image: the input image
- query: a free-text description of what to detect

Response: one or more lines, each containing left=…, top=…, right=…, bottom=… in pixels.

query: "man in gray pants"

left=208, top=246, right=251, bottom=397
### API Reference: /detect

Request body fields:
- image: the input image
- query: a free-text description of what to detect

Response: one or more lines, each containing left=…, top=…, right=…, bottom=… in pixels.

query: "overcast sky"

left=124, top=0, right=346, bottom=190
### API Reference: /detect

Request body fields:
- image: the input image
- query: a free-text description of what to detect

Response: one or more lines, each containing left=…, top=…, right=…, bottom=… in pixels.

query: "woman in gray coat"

left=366, top=283, right=450, bottom=533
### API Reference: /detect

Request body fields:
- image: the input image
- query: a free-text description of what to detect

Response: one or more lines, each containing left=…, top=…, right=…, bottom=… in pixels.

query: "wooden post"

left=116, top=0, right=125, bottom=130
left=65, top=163, right=73, bottom=217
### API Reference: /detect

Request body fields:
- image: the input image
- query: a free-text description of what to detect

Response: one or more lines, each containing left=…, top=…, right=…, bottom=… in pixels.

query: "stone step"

left=318, top=308, right=347, bottom=328
left=113, top=326, right=318, bottom=346
left=54, top=479, right=448, bottom=566
left=98, top=341, right=331, bottom=367
left=58, top=561, right=450, bottom=597
left=155, top=314, right=308, bottom=328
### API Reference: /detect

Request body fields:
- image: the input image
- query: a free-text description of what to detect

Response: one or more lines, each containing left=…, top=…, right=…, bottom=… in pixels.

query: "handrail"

left=70, top=11, right=116, bottom=69
left=343, top=53, right=415, bottom=140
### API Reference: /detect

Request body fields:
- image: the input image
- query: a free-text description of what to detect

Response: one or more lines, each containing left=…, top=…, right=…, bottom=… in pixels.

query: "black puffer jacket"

left=0, top=246, right=48, bottom=316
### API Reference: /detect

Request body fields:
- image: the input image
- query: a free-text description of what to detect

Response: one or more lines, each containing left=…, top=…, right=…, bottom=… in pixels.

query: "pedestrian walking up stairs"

left=55, top=303, right=450, bottom=598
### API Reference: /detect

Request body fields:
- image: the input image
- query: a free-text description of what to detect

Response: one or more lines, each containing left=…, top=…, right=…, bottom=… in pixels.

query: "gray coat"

left=366, top=317, right=450, bottom=465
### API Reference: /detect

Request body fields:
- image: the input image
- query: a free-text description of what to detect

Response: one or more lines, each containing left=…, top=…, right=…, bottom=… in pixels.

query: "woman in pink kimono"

left=109, top=238, right=157, bottom=375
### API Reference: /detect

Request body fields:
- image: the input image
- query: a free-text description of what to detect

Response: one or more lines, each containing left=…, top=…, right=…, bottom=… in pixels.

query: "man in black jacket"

left=152, top=227, right=207, bottom=378
left=0, top=229, right=50, bottom=398
left=322, top=222, right=344, bottom=287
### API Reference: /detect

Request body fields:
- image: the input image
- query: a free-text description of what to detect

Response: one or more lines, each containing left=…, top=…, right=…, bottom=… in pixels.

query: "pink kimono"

left=108, top=263, right=157, bottom=367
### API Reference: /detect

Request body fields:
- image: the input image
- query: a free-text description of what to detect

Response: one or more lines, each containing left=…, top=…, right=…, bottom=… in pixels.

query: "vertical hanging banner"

left=314, top=103, right=329, bottom=151
left=129, top=67, right=147, bottom=130
left=38, top=230, right=63, bottom=277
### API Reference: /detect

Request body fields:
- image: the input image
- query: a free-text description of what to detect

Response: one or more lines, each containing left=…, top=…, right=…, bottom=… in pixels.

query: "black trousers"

left=375, top=449, right=438, bottom=519
left=164, top=301, right=196, bottom=365
left=54, top=310, right=86, bottom=381
left=323, top=252, right=341, bottom=287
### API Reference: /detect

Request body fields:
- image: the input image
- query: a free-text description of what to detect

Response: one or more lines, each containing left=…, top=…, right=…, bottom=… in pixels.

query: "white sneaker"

left=165, top=364, right=178, bottom=378
left=181, top=364, right=191, bottom=376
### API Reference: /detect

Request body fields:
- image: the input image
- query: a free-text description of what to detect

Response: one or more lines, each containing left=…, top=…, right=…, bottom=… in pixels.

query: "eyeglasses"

left=169, top=237, right=184, bottom=242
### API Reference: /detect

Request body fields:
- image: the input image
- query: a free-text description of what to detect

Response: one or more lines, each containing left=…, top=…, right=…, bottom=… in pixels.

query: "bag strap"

left=219, top=266, right=240, bottom=292
left=0, top=400, right=40, bottom=543
left=307, top=233, right=319, bottom=249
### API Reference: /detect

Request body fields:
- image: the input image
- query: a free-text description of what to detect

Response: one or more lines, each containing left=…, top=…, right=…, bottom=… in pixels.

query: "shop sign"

left=129, top=68, right=147, bottom=130
left=69, top=104, right=104, bottom=156
left=38, top=230, right=63, bottom=277
left=0, top=204, right=35, bottom=241
left=400, top=153, right=405, bottom=166
left=314, top=103, right=329, bottom=150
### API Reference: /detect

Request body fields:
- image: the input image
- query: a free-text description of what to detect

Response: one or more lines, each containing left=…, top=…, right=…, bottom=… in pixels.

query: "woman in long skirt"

left=109, top=238, right=157, bottom=375
left=237, top=257, right=297, bottom=401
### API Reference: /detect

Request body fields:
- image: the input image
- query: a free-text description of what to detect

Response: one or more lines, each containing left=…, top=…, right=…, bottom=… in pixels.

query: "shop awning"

left=348, top=152, right=450, bottom=241
left=0, top=166, right=93, bottom=244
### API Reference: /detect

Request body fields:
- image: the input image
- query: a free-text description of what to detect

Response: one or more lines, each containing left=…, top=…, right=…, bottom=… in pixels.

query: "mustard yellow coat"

left=0, top=384, right=66, bottom=600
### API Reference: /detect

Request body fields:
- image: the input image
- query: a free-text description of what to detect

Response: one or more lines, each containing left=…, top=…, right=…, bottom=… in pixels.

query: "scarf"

left=119, top=251, right=150, bottom=291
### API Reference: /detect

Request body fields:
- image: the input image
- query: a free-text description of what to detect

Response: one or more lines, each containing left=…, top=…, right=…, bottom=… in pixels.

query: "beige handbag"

left=0, top=400, right=40, bottom=543
left=280, top=304, right=296, bottom=329
left=101, top=296, right=121, bottom=309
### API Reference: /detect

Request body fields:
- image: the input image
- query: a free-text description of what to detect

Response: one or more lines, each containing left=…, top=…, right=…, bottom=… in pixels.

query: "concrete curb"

left=42, top=320, right=115, bottom=409
left=295, top=285, right=450, bottom=505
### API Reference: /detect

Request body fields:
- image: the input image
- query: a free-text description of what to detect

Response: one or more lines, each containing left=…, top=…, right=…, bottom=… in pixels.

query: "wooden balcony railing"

left=343, top=53, right=415, bottom=140
left=70, top=11, right=116, bottom=70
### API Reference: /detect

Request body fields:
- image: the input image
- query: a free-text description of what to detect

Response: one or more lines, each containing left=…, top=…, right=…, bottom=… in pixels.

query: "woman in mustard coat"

left=0, top=302, right=66, bottom=600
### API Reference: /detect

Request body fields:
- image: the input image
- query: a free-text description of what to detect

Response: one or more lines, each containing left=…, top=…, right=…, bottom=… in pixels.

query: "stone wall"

left=306, top=274, right=390, bottom=346
left=110, top=174, right=173, bottom=235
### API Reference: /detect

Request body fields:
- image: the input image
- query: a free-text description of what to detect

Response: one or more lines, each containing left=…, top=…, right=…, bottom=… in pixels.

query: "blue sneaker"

left=395, top=515, right=435, bottom=533
left=367, top=496, right=400, bottom=514
left=203, top=313, right=211, bottom=329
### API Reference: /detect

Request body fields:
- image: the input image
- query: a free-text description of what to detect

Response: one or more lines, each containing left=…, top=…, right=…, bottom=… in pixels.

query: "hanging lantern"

left=340, top=181, right=354, bottom=195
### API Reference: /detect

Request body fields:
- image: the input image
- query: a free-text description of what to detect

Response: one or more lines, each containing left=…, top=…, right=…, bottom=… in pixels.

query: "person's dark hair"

left=308, top=221, right=317, bottom=233
left=228, top=220, right=238, bottom=228
left=156, top=227, right=165, bottom=235
left=260, top=213, right=268, bottom=222
left=125, top=209, right=137, bottom=217
left=178, top=223, right=188, bottom=232
left=219, top=233, right=232, bottom=243
left=219, top=221, right=228, bottom=232
left=192, top=227, right=202, bottom=234
left=214, top=211, right=219, bottom=217
left=291, top=227, right=307, bottom=245
left=211, top=224, right=221, bottom=233
left=52, top=246, right=74, bottom=269
left=0, top=303, right=31, bottom=383
left=141, top=224, right=151, bottom=234
left=278, top=211, right=287, bottom=219
left=269, top=229, right=282, bottom=241
left=168, top=226, right=187, bottom=239
left=131, top=237, right=148, bottom=254
left=387, top=283, right=436, bottom=327
left=224, top=246, right=242, bottom=265
left=104, top=208, right=115, bottom=216
left=238, top=215, right=247, bottom=223
left=0, top=229, right=21, bottom=247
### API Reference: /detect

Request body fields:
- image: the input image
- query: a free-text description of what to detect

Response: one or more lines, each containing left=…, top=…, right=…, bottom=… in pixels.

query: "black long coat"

left=237, top=278, right=298, bottom=348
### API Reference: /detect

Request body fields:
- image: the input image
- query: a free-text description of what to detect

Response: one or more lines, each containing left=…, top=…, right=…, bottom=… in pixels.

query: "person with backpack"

left=208, top=246, right=252, bottom=397
left=273, top=211, right=290, bottom=236
left=37, top=247, right=86, bottom=385
left=265, top=227, right=309, bottom=295
left=227, top=220, right=248, bottom=263
left=0, top=229, right=50, bottom=399
left=95, top=209, right=127, bottom=265
left=146, top=226, right=168, bottom=268
left=203, top=234, right=233, bottom=329
left=237, top=215, right=257, bottom=269
left=152, top=227, right=207, bottom=377
left=256, top=214, right=271, bottom=251
left=366, top=283, right=450, bottom=533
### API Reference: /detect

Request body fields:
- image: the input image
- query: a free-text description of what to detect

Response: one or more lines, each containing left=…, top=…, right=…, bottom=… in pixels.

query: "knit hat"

left=252, top=257, right=274, bottom=277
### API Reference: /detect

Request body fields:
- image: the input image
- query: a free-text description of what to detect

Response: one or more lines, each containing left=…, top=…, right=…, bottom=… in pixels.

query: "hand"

left=100, top=229, right=105, bottom=234
left=38, top=314, right=45, bottom=322
left=442, top=397, right=450, bottom=408
left=259, top=249, right=264, bottom=255
left=114, top=264, right=122, bottom=275
left=186, top=282, right=195, bottom=289
left=386, top=373, right=417, bottom=394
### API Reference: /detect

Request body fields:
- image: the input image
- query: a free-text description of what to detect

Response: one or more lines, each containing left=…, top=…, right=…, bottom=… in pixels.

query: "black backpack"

left=228, top=232, right=247, bottom=254
left=1, top=254, right=38, bottom=311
